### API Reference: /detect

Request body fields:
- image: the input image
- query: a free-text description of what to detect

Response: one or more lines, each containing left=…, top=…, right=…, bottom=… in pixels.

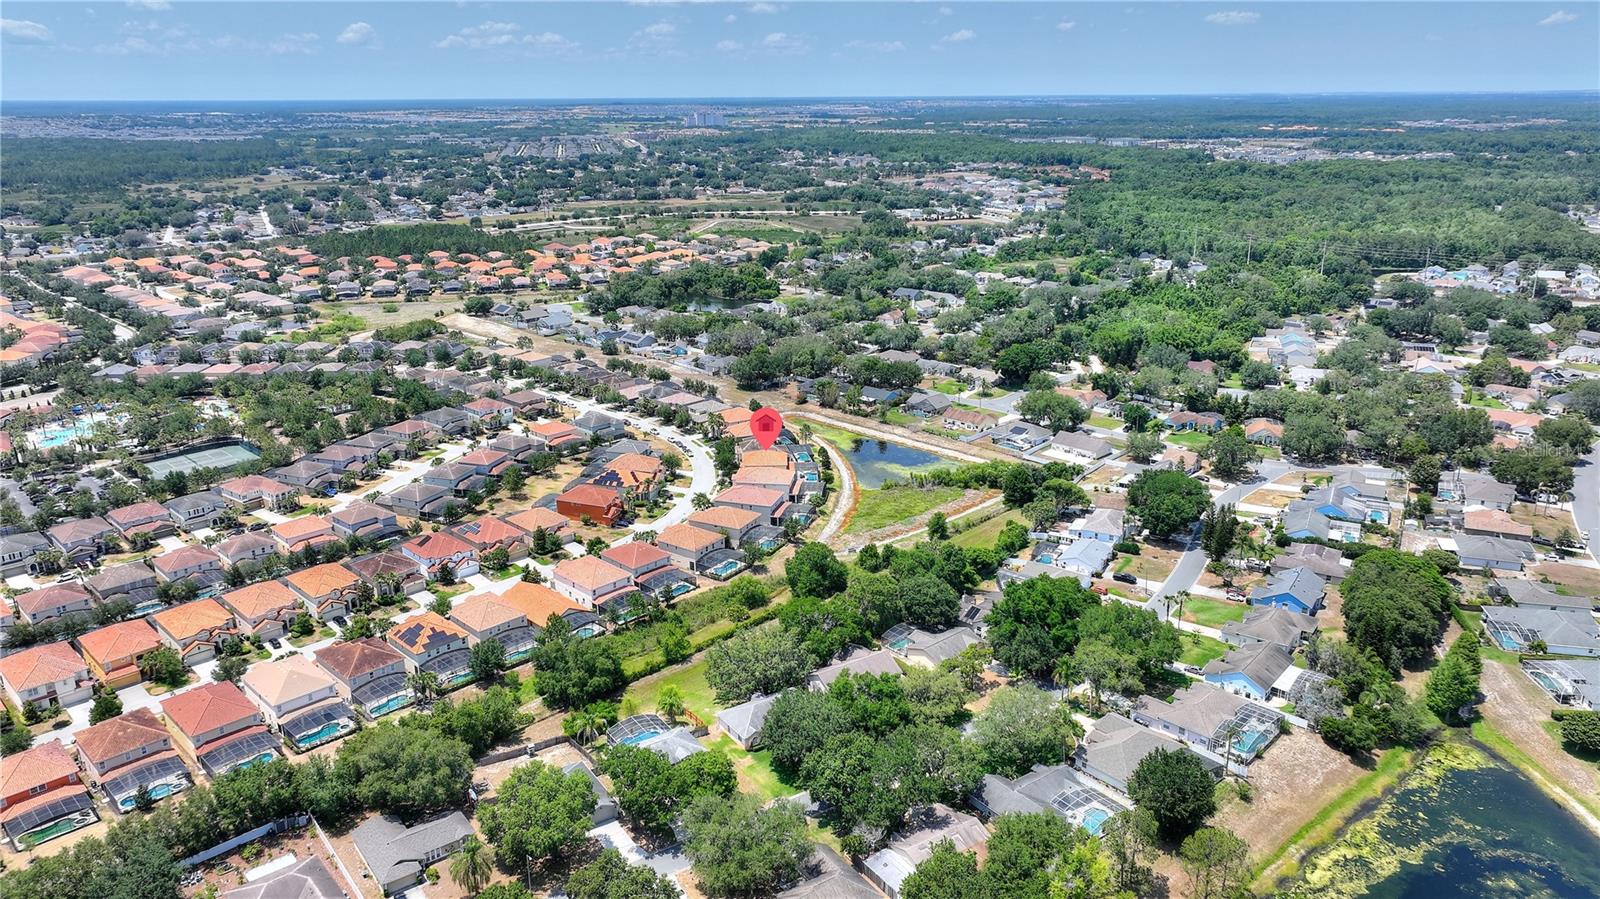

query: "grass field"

left=951, top=509, right=1028, bottom=550
left=1179, top=632, right=1231, bottom=667
left=624, top=658, right=718, bottom=723
left=931, top=379, right=967, bottom=395
left=1181, top=596, right=1249, bottom=629
left=846, top=485, right=966, bottom=534
left=1166, top=431, right=1213, bottom=450
left=1088, top=413, right=1123, bottom=431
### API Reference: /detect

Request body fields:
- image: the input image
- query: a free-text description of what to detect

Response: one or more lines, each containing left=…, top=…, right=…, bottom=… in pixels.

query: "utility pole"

left=1319, top=242, right=1329, bottom=276
left=1245, top=234, right=1255, bottom=265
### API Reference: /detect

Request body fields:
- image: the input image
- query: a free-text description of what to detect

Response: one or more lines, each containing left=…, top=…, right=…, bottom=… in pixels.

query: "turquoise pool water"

left=708, top=559, right=742, bottom=578
left=229, top=752, right=277, bottom=774
left=369, top=695, right=410, bottom=717
left=1080, top=808, right=1110, bottom=835
left=620, top=730, right=663, bottom=745
left=292, top=721, right=350, bottom=748
left=1233, top=730, right=1270, bottom=755
left=116, top=782, right=181, bottom=811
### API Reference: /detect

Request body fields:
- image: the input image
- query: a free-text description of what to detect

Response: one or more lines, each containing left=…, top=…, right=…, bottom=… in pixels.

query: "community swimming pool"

left=26, top=413, right=117, bottom=450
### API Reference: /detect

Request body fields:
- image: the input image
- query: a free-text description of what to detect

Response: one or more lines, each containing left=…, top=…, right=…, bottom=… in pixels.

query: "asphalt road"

left=1145, top=460, right=1292, bottom=620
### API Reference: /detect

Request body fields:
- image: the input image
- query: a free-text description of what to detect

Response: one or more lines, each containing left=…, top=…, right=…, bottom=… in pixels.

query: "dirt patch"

left=1509, top=502, right=1579, bottom=542
left=1214, top=728, right=1370, bottom=867
left=1120, top=542, right=1182, bottom=583
left=1273, top=471, right=1330, bottom=488
left=1529, top=561, right=1600, bottom=593
left=1242, top=488, right=1298, bottom=510
left=1479, top=660, right=1600, bottom=807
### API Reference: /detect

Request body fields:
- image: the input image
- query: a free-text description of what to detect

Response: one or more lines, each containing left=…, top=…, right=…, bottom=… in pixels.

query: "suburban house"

left=218, top=580, right=302, bottom=641
left=687, top=506, right=762, bottom=544
left=1076, top=713, right=1221, bottom=793
left=46, top=516, right=115, bottom=563
left=399, top=531, right=480, bottom=580
left=555, top=484, right=626, bottom=526
left=1050, top=430, right=1113, bottom=462
left=713, top=485, right=787, bottom=523
left=0, top=740, right=96, bottom=851
left=1481, top=606, right=1600, bottom=657
left=451, top=515, right=530, bottom=561
left=150, top=545, right=225, bottom=596
left=151, top=598, right=237, bottom=664
left=86, top=561, right=161, bottom=614
left=655, top=522, right=729, bottom=571
left=14, top=583, right=95, bottom=625
left=1067, top=508, right=1128, bottom=544
left=217, top=475, right=299, bottom=512
left=942, top=408, right=999, bottom=432
left=272, top=515, right=338, bottom=556
left=160, top=681, right=278, bottom=778
left=165, top=492, right=227, bottom=531
left=551, top=555, right=635, bottom=606
left=1248, top=566, right=1326, bottom=615
left=1243, top=418, right=1284, bottom=445
left=808, top=647, right=901, bottom=690
left=1202, top=642, right=1295, bottom=701
left=73, top=708, right=190, bottom=814
left=1269, top=543, right=1348, bottom=581
left=1491, top=579, right=1597, bottom=613
left=105, top=501, right=176, bottom=540
left=1221, top=606, right=1318, bottom=650
left=386, top=612, right=473, bottom=689
left=462, top=397, right=515, bottom=428
left=216, top=532, right=279, bottom=569
left=590, top=452, right=664, bottom=501
left=315, top=637, right=413, bottom=719
left=1454, top=534, right=1535, bottom=573
left=1165, top=410, right=1225, bottom=433
left=329, top=501, right=401, bottom=541
left=451, top=595, right=538, bottom=665
left=76, top=618, right=163, bottom=689
left=503, top=506, right=575, bottom=544
left=861, top=804, right=989, bottom=899
left=0, top=641, right=95, bottom=710
left=496, top=581, right=603, bottom=638
left=970, top=764, right=1127, bottom=835
left=0, top=532, right=51, bottom=577
left=346, top=550, right=427, bottom=598
left=381, top=482, right=453, bottom=519
left=1132, top=682, right=1283, bottom=763
left=283, top=563, right=361, bottom=621
left=352, top=812, right=476, bottom=896
left=715, top=693, right=778, bottom=750
left=241, top=654, right=355, bottom=750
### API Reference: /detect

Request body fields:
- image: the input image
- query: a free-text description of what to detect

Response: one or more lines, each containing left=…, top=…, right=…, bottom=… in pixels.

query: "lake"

left=827, top=434, right=953, bottom=489
left=1284, top=741, right=1600, bottom=899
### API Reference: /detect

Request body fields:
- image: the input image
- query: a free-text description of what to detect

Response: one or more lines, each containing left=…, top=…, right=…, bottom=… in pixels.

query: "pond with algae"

left=1283, top=741, right=1600, bottom=899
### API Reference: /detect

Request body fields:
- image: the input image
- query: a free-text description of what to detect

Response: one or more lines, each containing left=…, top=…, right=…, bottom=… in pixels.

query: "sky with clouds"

left=1, top=2, right=1595, bottom=102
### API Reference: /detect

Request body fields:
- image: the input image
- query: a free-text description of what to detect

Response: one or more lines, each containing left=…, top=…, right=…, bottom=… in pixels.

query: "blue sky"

left=1, top=2, right=1595, bottom=101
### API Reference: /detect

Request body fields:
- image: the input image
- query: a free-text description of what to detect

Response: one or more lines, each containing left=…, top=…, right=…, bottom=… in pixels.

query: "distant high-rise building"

left=684, top=110, right=727, bottom=127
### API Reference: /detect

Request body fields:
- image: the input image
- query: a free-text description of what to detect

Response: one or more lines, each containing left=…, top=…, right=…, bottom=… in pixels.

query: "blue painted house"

left=1248, top=566, right=1327, bottom=615
left=1202, top=642, right=1294, bottom=701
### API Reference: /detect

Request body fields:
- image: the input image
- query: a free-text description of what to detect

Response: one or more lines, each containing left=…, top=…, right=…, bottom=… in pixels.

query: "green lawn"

left=1087, top=413, right=1123, bottom=431
left=624, top=659, right=718, bottom=724
left=951, top=509, right=1029, bottom=550
left=807, top=422, right=863, bottom=451
left=1166, top=431, right=1213, bottom=450
left=1180, top=596, right=1248, bottom=629
left=705, top=734, right=796, bottom=802
left=882, top=409, right=921, bottom=428
left=1178, top=632, right=1231, bottom=667
left=847, top=485, right=966, bottom=534
left=931, top=379, right=967, bottom=396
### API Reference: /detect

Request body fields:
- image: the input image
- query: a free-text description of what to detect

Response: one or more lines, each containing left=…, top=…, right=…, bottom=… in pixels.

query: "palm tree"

left=449, top=837, right=494, bottom=895
left=408, top=670, right=442, bottom=707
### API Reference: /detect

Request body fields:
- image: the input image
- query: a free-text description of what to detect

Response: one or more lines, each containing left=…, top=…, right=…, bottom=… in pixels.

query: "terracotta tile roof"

left=161, top=681, right=259, bottom=738
left=221, top=580, right=300, bottom=620
left=504, top=507, right=570, bottom=535
left=220, top=474, right=294, bottom=496
left=600, top=542, right=671, bottom=571
left=0, top=740, right=78, bottom=800
left=272, top=515, right=333, bottom=542
left=732, top=467, right=795, bottom=489
left=283, top=563, right=359, bottom=598
left=315, top=637, right=404, bottom=680
left=558, top=484, right=622, bottom=508
left=0, top=642, right=88, bottom=694
left=105, top=501, right=168, bottom=528
left=738, top=450, right=792, bottom=469
left=453, top=516, right=523, bottom=547
left=657, top=523, right=727, bottom=553
left=497, top=582, right=588, bottom=627
left=74, top=708, right=168, bottom=770
left=687, top=506, right=761, bottom=532
left=402, top=530, right=475, bottom=562
left=451, top=595, right=526, bottom=632
left=714, top=485, right=785, bottom=508
left=241, top=654, right=336, bottom=707
left=553, top=555, right=632, bottom=592
left=152, top=545, right=221, bottom=575
left=152, top=598, right=234, bottom=640
left=75, top=618, right=161, bottom=669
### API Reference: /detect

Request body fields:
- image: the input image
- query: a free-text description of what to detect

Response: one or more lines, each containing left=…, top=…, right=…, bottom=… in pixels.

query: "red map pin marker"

left=749, top=407, right=784, bottom=450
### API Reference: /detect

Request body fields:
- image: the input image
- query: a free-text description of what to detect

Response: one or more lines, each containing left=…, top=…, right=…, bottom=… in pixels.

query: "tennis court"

left=145, top=442, right=261, bottom=479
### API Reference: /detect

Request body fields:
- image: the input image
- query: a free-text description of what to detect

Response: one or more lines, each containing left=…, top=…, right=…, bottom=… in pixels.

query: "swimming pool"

left=800, top=471, right=819, bottom=482
left=116, top=781, right=184, bottom=812
left=620, top=729, right=665, bottom=746
left=669, top=582, right=695, bottom=596
left=707, top=559, right=743, bottom=578
left=794, top=452, right=813, bottom=463
left=1080, top=808, right=1111, bottom=835
left=227, top=752, right=278, bottom=774
left=1232, top=729, right=1270, bottom=755
left=27, top=413, right=115, bottom=450
left=292, top=721, right=352, bottom=749
left=368, top=695, right=410, bottom=717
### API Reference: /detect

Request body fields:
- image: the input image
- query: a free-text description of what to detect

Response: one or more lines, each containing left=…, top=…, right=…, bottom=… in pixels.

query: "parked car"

left=1113, top=572, right=1138, bottom=584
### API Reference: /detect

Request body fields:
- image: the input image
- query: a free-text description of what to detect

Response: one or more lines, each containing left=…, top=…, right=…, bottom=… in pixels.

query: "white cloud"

left=937, top=6, right=953, bottom=15
left=1205, top=11, right=1260, bottom=25
left=939, top=28, right=976, bottom=43
left=1538, top=9, right=1577, bottom=25
left=435, top=21, right=573, bottom=51
left=267, top=32, right=319, bottom=55
left=724, top=13, right=737, bottom=23
left=125, top=0, right=171, bottom=10
left=716, top=38, right=743, bottom=51
left=643, top=21, right=676, bottom=36
left=1056, top=19, right=1076, bottom=31
left=761, top=30, right=807, bottom=52
left=845, top=39, right=905, bottom=53
left=747, top=2, right=779, bottom=13
left=336, top=21, right=376, bottom=46
left=1, top=17, right=53, bottom=43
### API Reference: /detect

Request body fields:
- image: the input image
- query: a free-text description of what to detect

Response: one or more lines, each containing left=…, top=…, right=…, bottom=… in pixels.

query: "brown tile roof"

left=241, top=654, right=336, bottom=707
left=387, top=612, right=467, bottom=655
left=152, top=598, right=234, bottom=640
left=714, top=485, right=786, bottom=508
left=0, top=642, right=88, bottom=694
left=161, top=681, right=259, bottom=738
left=687, top=506, right=761, bottom=532
left=497, top=582, right=588, bottom=627
left=73, top=708, right=168, bottom=770
left=451, top=595, right=526, bottom=633
left=401, top=531, right=476, bottom=562
left=315, top=637, right=403, bottom=680
left=13, top=583, right=92, bottom=619
left=503, top=507, right=570, bottom=534
left=600, top=542, right=671, bottom=571
left=152, top=545, right=221, bottom=575
left=220, top=580, right=300, bottom=620
left=283, top=563, right=359, bottom=599
left=657, top=523, right=727, bottom=553
left=558, top=483, right=622, bottom=508
left=553, top=555, right=633, bottom=592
